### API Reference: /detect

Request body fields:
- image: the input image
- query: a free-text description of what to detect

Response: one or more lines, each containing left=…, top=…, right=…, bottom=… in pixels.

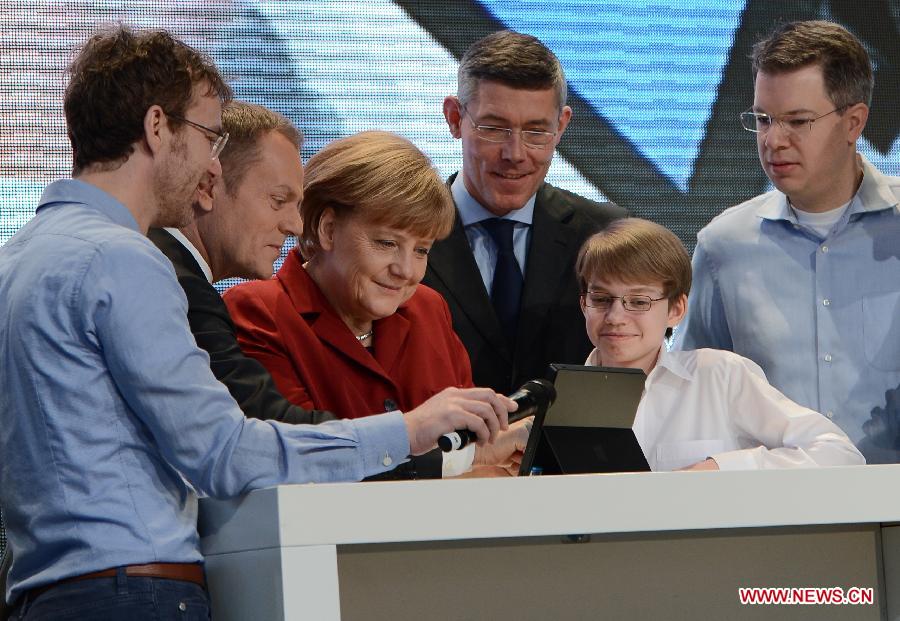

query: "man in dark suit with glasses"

left=426, top=30, right=627, bottom=395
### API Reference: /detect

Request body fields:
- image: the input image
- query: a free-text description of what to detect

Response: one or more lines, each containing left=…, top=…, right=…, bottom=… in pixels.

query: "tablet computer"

left=518, top=364, right=650, bottom=475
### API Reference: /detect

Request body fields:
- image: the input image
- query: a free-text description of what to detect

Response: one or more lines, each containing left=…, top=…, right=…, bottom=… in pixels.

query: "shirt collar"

left=451, top=173, right=536, bottom=227
left=37, top=178, right=140, bottom=232
left=855, top=154, right=900, bottom=215
left=165, top=228, right=214, bottom=283
left=757, top=154, right=897, bottom=222
left=652, top=346, right=695, bottom=381
left=585, top=344, right=695, bottom=382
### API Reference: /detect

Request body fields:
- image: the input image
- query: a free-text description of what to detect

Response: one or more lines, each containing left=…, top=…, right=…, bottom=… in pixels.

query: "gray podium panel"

left=200, top=467, right=900, bottom=620
left=338, top=525, right=882, bottom=621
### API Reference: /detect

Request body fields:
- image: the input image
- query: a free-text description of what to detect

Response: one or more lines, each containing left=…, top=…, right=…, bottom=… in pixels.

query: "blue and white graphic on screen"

left=480, top=0, right=746, bottom=191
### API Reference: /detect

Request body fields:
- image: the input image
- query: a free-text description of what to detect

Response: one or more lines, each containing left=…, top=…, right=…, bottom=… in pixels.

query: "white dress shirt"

left=586, top=346, right=865, bottom=471
left=451, top=173, right=534, bottom=293
left=164, top=227, right=213, bottom=283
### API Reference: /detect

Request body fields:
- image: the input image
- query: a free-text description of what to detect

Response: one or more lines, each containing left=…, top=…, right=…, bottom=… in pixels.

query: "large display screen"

left=2, top=1, right=897, bottom=256
left=1, top=0, right=899, bottom=554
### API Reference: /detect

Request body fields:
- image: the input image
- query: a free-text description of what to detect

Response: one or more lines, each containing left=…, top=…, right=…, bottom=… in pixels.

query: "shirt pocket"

left=862, top=291, right=900, bottom=372
left=655, top=440, right=726, bottom=471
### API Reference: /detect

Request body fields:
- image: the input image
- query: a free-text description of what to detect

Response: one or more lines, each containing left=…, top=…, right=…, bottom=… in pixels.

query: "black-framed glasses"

left=462, top=106, right=558, bottom=149
left=739, top=106, right=848, bottom=138
left=581, top=293, right=666, bottom=313
left=167, top=114, right=229, bottom=159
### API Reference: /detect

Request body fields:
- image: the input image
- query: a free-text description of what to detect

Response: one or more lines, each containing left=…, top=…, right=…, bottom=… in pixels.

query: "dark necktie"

left=480, top=218, right=523, bottom=346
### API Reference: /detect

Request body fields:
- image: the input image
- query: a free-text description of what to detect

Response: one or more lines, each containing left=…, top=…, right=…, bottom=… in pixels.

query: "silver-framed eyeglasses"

left=463, top=106, right=558, bottom=149
left=167, top=114, right=229, bottom=159
left=582, top=293, right=666, bottom=312
left=739, top=106, right=847, bottom=138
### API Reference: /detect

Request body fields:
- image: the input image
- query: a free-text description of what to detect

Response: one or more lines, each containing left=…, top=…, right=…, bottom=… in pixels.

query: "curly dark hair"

left=64, top=24, right=232, bottom=175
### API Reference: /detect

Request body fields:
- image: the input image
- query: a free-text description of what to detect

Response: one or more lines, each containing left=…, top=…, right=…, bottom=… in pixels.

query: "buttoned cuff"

left=351, top=411, right=410, bottom=477
left=441, top=443, right=476, bottom=477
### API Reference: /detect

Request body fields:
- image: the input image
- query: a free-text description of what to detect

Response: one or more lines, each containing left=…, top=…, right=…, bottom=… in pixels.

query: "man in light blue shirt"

left=0, top=25, right=512, bottom=619
left=674, top=20, right=900, bottom=462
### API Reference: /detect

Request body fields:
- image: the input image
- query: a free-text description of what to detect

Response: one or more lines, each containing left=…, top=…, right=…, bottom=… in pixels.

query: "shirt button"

left=826, top=411, right=834, bottom=419
left=821, top=245, right=829, bottom=253
left=824, top=354, right=832, bottom=362
left=178, top=602, right=187, bottom=612
left=383, top=398, right=397, bottom=412
left=823, top=299, right=831, bottom=306
left=382, top=452, right=393, bottom=467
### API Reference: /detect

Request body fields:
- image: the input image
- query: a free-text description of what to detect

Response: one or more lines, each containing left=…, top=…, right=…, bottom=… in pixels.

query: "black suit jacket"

left=423, top=178, right=628, bottom=394
left=148, top=228, right=443, bottom=480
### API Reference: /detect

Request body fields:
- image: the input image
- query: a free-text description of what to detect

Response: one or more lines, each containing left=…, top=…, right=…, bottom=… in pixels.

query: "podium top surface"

left=199, top=465, right=900, bottom=555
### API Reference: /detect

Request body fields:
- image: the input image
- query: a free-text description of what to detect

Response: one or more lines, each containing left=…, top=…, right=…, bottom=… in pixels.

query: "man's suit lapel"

left=427, top=212, right=512, bottom=361
left=515, top=185, right=576, bottom=361
left=151, top=228, right=205, bottom=279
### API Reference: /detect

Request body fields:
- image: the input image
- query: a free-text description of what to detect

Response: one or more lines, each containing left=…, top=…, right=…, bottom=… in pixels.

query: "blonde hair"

left=576, top=218, right=691, bottom=299
left=300, top=131, right=454, bottom=257
left=220, top=101, right=302, bottom=196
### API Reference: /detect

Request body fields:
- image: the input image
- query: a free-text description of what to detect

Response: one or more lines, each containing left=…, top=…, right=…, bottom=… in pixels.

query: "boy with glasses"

left=674, top=20, right=900, bottom=462
left=579, top=218, right=863, bottom=471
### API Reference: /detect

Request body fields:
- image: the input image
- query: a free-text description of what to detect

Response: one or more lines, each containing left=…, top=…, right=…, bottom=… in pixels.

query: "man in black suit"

left=424, top=31, right=628, bottom=394
left=148, top=102, right=335, bottom=428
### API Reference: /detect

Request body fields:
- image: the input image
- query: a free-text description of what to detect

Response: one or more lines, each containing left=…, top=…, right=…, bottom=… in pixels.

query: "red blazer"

left=223, top=249, right=474, bottom=418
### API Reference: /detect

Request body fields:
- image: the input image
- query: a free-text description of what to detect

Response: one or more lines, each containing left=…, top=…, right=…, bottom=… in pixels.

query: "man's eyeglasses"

left=581, top=293, right=666, bottom=313
left=739, top=106, right=848, bottom=138
left=463, top=106, right=557, bottom=149
left=167, top=114, right=229, bottom=159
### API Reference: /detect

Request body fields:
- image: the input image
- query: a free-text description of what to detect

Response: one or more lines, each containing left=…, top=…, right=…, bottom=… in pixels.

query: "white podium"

left=200, top=466, right=900, bottom=620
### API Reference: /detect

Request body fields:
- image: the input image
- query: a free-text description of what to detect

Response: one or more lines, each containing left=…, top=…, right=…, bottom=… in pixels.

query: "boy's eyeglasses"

left=581, top=293, right=666, bottom=313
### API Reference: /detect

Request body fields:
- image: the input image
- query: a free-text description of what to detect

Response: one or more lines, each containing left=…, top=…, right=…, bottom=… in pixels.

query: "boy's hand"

left=679, top=458, right=719, bottom=471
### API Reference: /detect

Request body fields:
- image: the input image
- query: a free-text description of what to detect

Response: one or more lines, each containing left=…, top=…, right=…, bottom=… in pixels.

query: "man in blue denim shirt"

left=0, top=25, right=513, bottom=619
left=675, top=21, right=900, bottom=462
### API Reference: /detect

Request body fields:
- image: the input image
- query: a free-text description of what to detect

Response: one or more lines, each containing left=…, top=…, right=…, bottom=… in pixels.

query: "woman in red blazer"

left=224, top=131, right=528, bottom=476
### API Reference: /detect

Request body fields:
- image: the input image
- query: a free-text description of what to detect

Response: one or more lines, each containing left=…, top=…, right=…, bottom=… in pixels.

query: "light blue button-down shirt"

left=0, top=179, right=409, bottom=602
left=451, top=174, right=535, bottom=295
left=674, top=155, right=900, bottom=454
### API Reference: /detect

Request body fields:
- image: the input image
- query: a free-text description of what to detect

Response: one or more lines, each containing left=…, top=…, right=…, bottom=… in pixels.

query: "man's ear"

left=556, top=105, right=573, bottom=140
left=844, top=102, right=869, bottom=143
left=143, top=105, right=167, bottom=156
left=443, top=96, right=463, bottom=139
left=194, top=172, right=217, bottom=214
